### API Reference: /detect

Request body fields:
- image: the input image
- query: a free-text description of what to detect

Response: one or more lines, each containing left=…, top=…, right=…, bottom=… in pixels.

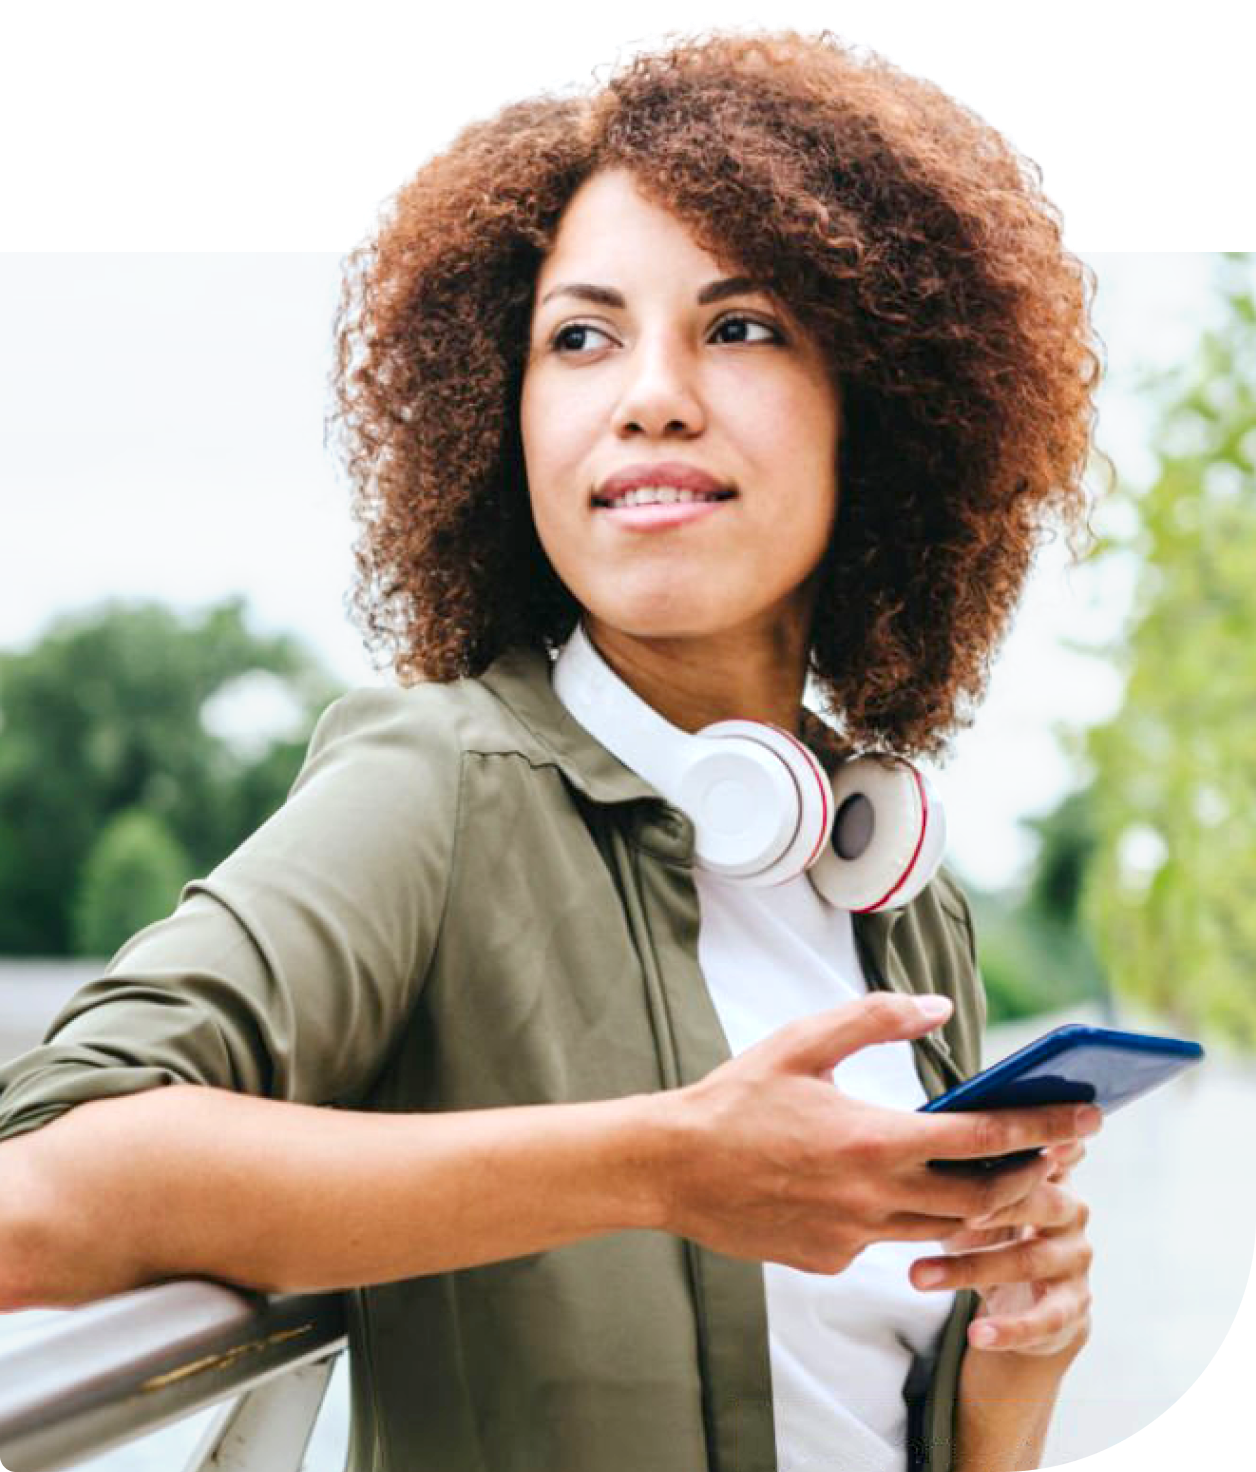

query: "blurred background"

left=1, top=247, right=1252, bottom=1472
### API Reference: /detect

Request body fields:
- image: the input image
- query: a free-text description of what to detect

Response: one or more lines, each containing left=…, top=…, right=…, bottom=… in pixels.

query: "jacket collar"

left=477, top=642, right=947, bottom=1071
left=478, top=638, right=859, bottom=804
left=477, top=643, right=665, bottom=807
left=477, top=640, right=909, bottom=939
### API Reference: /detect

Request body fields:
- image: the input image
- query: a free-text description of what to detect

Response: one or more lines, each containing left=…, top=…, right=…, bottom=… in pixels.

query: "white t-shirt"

left=550, top=635, right=956, bottom=1472
left=693, top=868, right=956, bottom=1472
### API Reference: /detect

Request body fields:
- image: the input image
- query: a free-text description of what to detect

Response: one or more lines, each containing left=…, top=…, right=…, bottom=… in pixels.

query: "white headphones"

left=552, top=622, right=946, bottom=913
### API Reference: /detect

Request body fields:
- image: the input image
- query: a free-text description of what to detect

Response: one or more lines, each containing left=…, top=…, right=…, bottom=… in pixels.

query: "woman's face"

left=520, top=167, right=842, bottom=647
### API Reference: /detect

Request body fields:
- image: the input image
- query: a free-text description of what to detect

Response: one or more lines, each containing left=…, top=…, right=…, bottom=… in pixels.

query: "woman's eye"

left=551, top=322, right=614, bottom=354
left=550, top=312, right=783, bottom=354
left=709, top=317, right=777, bottom=345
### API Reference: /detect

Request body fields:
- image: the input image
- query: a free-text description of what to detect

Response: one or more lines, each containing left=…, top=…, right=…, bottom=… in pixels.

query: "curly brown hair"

left=329, top=27, right=1108, bottom=758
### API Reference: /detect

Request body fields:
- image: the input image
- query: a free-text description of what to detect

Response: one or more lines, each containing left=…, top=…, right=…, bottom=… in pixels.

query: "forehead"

left=535, top=168, right=742, bottom=284
left=527, top=165, right=838, bottom=397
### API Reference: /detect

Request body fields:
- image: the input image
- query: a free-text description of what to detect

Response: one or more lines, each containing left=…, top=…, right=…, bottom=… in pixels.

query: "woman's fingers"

left=964, top=1179, right=1085, bottom=1233
left=835, top=1157, right=1057, bottom=1245
left=879, top=1212, right=1006, bottom=1241
left=910, top=1221, right=1089, bottom=1291
left=968, top=1280, right=1093, bottom=1355
left=909, top=1161, right=1096, bottom=1357
left=900, top=1153, right=1056, bottom=1224
left=915, top=1102, right=1101, bottom=1164
left=1040, top=1139, right=1087, bottom=1179
left=937, top=1223, right=1019, bottom=1253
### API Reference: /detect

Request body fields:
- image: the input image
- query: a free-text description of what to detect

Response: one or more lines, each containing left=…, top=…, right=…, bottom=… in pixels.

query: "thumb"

left=766, top=992, right=953, bottom=1079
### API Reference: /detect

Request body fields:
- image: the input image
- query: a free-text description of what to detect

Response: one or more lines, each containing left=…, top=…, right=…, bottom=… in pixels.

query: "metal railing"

left=0, top=1280, right=347, bottom=1472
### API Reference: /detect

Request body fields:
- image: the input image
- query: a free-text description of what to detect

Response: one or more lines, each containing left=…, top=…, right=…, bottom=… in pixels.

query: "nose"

left=613, top=332, right=706, bottom=439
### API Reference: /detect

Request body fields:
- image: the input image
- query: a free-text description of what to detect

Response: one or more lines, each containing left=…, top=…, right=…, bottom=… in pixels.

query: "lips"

left=593, top=498, right=729, bottom=532
left=592, top=460, right=736, bottom=508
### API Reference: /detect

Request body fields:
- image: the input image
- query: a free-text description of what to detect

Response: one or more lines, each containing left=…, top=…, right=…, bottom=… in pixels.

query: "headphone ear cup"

left=691, top=720, right=835, bottom=886
left=807, top=757, right=946, bottom=912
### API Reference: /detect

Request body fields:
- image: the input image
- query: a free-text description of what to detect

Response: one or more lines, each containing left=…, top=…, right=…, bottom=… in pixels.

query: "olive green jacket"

left=0, top=645, right=986, bottom=1472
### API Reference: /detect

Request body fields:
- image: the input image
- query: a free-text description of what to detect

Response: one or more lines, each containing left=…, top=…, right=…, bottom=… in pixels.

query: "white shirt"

left=550, top=633, right=956, bottom=1472
left=693, top=868, right=956, bottom=1472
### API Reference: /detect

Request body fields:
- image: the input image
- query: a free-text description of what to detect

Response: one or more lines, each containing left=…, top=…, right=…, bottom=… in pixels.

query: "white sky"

left=0, top=251, right=1226, bottom=891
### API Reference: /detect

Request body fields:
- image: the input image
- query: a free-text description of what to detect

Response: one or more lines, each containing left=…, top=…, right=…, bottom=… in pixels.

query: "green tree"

left=0, top=597, right=344, bottom=955
left=1080, top=253, right=1256, bottom=1046
left=1021, top=788, right=1098, bottom=931
left=72, top=807, right=193, bottom=957
left=960, top=787, right=1108, bottom=1028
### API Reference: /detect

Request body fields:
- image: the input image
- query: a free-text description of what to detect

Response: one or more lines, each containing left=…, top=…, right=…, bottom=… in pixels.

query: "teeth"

left=608, top=485, right=724, bottom=507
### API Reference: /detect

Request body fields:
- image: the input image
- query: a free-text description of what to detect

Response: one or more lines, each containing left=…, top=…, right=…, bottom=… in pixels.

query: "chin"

left=583, top=593, right=745, bottom=643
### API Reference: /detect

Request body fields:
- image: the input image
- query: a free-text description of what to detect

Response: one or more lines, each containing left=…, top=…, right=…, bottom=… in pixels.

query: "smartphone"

left=920, top=1023, right=1205, bottom=1173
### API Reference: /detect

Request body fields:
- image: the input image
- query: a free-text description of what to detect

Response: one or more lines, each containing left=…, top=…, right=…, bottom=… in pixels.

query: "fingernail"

left=1075, top=1106, right=1103, bottom=1135
left=916, top=1264, right=947, bottom=1288
left=971, top=1322, right=998, bottom=1348
left=915, top=996, right=952, bottom=1021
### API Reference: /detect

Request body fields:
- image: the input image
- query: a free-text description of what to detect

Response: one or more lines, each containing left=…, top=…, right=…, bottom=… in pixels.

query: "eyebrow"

left=538, top=275, right=765, bottom=309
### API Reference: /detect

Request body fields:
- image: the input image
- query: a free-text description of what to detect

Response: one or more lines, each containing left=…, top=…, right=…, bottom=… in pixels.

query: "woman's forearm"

left=954, top=1333, right=1085, bottom=1472
left=1, top=1083, right=669, bottom=1308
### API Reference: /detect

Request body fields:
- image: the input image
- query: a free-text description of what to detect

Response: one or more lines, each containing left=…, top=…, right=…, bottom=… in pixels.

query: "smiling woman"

left=331, top=29, right=1103, bottom=758
left=316, top=20, right=1107, bottom=1460
left=520, top=167, right=843, bottom=731
left=1, top=26, right=1106, bottom=1472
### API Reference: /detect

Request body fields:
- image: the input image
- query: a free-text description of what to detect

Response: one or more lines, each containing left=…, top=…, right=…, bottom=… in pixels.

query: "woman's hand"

left=656, top=993, right=1093, bottom=1277
left=910, top=1133, right=1095, bottom=1358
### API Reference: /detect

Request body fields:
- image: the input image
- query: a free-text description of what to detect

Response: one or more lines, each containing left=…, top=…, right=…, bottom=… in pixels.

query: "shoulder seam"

left=435, top=749, right=466, bottom=974
left=378, top=746, right=467, bottom=1073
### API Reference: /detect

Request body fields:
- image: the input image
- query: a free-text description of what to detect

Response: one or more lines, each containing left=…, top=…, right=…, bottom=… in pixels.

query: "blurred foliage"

left=72, top=807, right=193, bottom=956
left=1077, top=253, right=1256, bottom=1046
left=5, top=256, right=1254, bottom=1050
left=958, top=256, right=1256, bottom=1046
left=957, top=787, right=1109, bottom=1028
left=0, top=598, right=344, bottom=956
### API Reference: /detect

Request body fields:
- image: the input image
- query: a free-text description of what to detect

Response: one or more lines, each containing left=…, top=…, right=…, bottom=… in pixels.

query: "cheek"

left=739, top=365, right=838, bottom=451
left=787, top=385, right=841, bottom=523
left=520, top=376, right=593, bottom=514
left=518, top=374, right=547, bottom=483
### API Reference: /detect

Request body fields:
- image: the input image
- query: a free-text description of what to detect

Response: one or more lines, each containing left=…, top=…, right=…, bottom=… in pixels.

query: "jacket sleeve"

left=0, top=684, right=462, bottom=1143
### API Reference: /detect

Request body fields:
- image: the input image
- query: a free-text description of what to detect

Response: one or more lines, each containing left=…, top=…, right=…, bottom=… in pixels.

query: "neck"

left=582, top=610, right=811, bottom=735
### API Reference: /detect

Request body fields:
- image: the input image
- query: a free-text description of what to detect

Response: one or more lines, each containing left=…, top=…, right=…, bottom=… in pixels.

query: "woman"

left=0, top=29, right=1104, bottom=1472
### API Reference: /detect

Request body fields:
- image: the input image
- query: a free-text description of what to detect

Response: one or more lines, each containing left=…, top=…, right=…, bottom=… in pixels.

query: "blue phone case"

left=919, top=1023, right=1204, bottom=1173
